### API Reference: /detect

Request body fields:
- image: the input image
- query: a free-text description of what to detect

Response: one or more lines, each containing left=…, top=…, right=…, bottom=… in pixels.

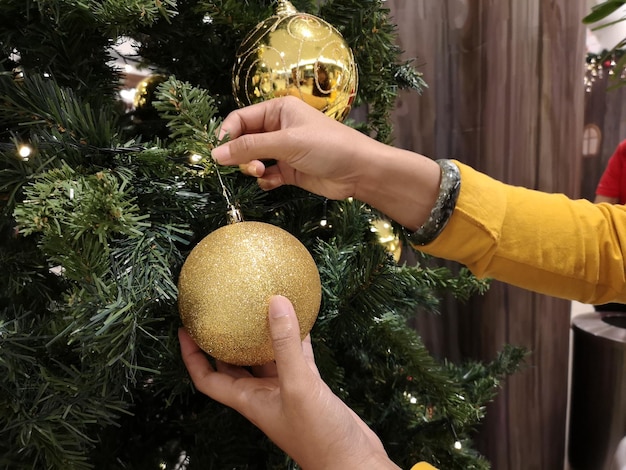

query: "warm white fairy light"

left=9, top=48, right=20, bottom=62
left=402, top=391, right=418, bottom=405
left=18, top=144, right=32, bottom=160
left=454, top=441, right=462, bottom=450
left=119, top=88, right=136, bottom=104
left=189, top=154, right=203, bottom=164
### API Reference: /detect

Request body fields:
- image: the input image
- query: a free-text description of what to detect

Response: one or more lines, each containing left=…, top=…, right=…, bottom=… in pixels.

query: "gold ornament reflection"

left=133, top=74, right=167, bottom=111
left=232, top=0, right=358, bottom=122
left=371, top=218, right=402, bottom=263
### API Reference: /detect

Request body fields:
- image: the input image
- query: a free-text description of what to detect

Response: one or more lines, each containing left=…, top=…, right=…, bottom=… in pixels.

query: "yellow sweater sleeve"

left=419, top=161, right=626, bottom=305
left=410, top=463, right=438, bottom=470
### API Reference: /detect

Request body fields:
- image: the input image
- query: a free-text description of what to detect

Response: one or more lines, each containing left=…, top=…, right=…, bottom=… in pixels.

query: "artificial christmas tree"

left=0, top=1, right=524, bottom=469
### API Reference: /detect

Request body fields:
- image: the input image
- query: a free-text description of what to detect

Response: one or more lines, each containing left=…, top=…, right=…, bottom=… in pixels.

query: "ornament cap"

left=276, top=0, right=297, bottom=16
left=227, top=205, right=244, bottom=224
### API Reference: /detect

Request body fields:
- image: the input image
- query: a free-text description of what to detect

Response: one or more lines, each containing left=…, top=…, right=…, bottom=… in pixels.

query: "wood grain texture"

left=388, top=1, right=587, bottom=468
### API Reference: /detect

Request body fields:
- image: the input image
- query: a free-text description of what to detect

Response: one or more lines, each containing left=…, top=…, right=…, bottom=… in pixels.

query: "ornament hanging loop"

left=276, top=0, right=297, bottom=16
left=214, top=160, right=244, bottom=224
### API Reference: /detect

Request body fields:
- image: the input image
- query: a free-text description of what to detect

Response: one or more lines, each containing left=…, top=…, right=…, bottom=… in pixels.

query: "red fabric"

left=596, top=140, right=626, bottom=204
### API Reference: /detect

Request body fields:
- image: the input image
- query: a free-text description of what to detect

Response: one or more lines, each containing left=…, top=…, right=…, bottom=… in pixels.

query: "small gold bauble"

left=232, top=0, right=358, bottom=122
left=371, top=218, right=402, bottom=263
left=178, top=221, right=322, bottom=366
left=133, top=74, right=167, bottom=111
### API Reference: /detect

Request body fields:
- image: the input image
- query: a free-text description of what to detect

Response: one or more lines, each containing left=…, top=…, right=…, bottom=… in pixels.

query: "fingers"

left=250, top=361, right=278, bottom=378
left=216, top=360, right=253, bottom=379
left=236, top=161, right=285, bottom=191
left=179, top=327, right=214, bottom=382
left=268, top=296, right=311, bottom=388
left=178, top=328, right=240, bottom=406
left=212, top=130, right=293, bottom=166
left=213, top=96, right=319, bottom=166
left=239, top=161, right=266, bottom=178
left=217, top=98, right=286, bottom=141
left=301, top=335, right=321, bottom=379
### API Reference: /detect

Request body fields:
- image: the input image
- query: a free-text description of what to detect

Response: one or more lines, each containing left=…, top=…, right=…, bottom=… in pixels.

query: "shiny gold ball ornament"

left=232, top=0, right=358, bottom=122
left=133, top=74, right=167, bottom=111
left=371, top=218, right=402, bottom=263
left=178, top=221, right=322, bottom=366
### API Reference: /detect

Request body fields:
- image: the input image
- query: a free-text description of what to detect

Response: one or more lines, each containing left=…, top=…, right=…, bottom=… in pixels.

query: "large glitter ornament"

left=178, top=221, right=322, bottom=366
left=232, top=0, right=358, bottom=122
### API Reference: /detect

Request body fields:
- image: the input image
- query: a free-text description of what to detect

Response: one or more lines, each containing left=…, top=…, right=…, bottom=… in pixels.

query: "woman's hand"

left=212, top=96, right=441, bottom=232
left=179, top=295, right=400, bottom=470
left=212, top=96, right=379, bottom=200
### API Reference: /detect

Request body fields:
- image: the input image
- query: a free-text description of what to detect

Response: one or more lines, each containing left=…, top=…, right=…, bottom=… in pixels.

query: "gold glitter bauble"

left=178, top=221, right=322, bottom=366
left=133, top=74, right=167, bottom=111
left=371, top=218, right=402, bottom=263
left=232, top=0, right=358, bottom=122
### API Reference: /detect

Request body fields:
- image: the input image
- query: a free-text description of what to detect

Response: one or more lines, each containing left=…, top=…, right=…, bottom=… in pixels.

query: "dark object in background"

left=568, top=311, right=626, bottom=470
left=594, top=303, right=626, bottom=312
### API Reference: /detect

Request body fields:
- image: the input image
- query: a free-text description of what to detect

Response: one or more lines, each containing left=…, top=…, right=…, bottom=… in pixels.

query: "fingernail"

left=269, top=295, right=290, bottom=318
left=258, top=174, right=283, bottom=190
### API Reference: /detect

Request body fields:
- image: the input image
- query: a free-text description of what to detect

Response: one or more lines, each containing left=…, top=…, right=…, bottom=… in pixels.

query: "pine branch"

left=152, top=76, right=222, bottom=153
left=0, top=2, right=521, bottom=468
left=0, top=2, right=121, bottom=98
left=0, top=75, right=121, bottom=149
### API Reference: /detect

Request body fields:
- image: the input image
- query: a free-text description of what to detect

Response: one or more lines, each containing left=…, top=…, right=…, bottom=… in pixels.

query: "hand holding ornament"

left=179, top=295, right=400, bottom=470
left=212, top=96, right=442, bottom=233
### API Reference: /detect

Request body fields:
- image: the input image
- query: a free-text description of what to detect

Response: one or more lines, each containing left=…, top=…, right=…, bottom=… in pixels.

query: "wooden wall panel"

left=388, top=1, right=586, bottom=469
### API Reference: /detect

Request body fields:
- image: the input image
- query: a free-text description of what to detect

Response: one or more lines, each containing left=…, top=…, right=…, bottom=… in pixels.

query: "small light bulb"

left=189, top=154, right=203, bottom=163
left=18, top=144, right=32, bottom=160
left=320, top=218, right=328, bottom=227
left=454, top=441, right=462, bottom=450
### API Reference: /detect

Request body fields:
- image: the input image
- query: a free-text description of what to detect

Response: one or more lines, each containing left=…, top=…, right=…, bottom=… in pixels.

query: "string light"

left=585, top=49, right=626, bottom=92
left=17, top=144, right=32, bottom=161
left=450, top=422, right=463, bottom=451
left=189, top=153, right=203, bottom=164
left=319, top=198, right=332, bottom=229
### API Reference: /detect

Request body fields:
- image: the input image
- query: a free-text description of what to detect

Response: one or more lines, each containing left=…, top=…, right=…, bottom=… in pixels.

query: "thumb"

left=268, top=295, right=309, bottom=382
